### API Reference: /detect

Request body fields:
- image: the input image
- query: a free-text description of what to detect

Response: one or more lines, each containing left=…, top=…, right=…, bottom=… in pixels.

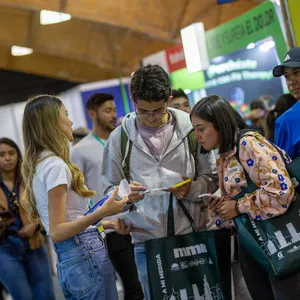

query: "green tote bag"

left=233, top=132, right=300, bottom=279
left=145, top=195, right=231, bottom=300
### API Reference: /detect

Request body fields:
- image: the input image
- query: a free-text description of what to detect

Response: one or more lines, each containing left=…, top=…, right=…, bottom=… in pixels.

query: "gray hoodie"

left=102, top=108, right=218, bottom=244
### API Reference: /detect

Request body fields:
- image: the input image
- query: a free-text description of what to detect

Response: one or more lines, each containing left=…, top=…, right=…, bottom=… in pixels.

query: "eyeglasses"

left=135, top=106, right=167, bottom=120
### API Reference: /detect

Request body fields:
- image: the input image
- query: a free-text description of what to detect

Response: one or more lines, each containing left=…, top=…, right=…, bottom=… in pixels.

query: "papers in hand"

left=122, top=212, right=155, bottom=231
left=139, top=169, right=189, bottom=195
left=139, top=188, right=167, bottom=195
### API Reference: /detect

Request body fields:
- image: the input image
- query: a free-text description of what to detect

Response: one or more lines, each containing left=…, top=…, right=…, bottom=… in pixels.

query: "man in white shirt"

left=71, top=93, right=143, bottom=300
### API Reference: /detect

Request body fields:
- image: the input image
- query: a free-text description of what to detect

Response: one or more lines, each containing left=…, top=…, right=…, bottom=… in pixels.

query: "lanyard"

left=91, top=132, right=106, bottom=147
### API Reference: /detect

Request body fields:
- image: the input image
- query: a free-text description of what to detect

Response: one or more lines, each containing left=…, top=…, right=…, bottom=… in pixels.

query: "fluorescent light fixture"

left=11, top=46, right=33, bottom=56
left=247, top=43, right=256, bottom=49
left=259, top=40, right=275, bottom=52
left=40, top=9, right=71, bottom=25
left=181, top=22, right=210, bottom=73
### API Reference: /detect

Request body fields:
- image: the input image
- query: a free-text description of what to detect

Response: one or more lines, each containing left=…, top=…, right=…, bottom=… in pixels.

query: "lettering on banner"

left=209, top=8, right=276, bottom=51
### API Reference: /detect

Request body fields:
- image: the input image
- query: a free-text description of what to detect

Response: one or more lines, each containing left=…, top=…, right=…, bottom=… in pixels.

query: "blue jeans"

left=134, top=244, right=151, bottom=300
left=54, top=228, right=118, bottom=300
left=0, top=235, right=55, bottom=300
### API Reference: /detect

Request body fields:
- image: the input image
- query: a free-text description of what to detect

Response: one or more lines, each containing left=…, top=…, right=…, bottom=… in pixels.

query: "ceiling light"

left=11, top=46, right=33, bottom=56
left=40, top=9, right=71, bottom=25
left=184, top=89, right=191, bottom=94
left=247, top=43, right=256, bottom=50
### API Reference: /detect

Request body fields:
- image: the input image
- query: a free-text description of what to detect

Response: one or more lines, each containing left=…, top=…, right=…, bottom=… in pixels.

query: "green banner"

left=205, top=0, right=287, bottom=61
left=171, top=1, right=288, bottom=90
left=171, top=68, right=205, bottom=90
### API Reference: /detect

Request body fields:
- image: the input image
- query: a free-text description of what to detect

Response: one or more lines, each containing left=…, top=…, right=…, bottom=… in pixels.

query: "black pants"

left=239, top=243, right=300, bottom=300
left=214, top=229, right=232, bottom=300
left=106, top=232, right=143, bottom=300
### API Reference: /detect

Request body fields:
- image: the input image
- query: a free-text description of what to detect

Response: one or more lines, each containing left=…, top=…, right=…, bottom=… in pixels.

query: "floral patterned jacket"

left=217, top=131, right=295, bottom=220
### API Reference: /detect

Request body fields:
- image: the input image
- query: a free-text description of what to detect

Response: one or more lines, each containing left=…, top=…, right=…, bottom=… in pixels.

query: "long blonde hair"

left=21, top=95, right=95, bottom=222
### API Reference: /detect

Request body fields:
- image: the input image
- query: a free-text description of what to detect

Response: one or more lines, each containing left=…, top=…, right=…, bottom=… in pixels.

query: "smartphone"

left=197, top=193, right=213, bottom=201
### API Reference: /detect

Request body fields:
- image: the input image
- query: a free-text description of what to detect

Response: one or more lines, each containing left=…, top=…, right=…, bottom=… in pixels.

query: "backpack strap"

left=120, top=127, right=132, bottom=182
left=187, top=129, right=198, bottom=179
left=235, top=130, right=255, bottom=187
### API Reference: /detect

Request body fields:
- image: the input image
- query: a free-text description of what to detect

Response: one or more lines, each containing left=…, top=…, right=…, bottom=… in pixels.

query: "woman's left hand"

left=218, top=199, right=239, bottom=220
left=18, top=223, right=37, bottom=238
left=29, top=232, right=45, bottom=249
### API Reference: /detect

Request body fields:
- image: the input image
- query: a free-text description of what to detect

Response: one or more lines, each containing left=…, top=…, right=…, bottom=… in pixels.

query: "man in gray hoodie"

left=102, top=64, right=218, bottom=299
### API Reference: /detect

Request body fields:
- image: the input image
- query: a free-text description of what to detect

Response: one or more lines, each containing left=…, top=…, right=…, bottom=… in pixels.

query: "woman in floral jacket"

left=190, top=95, right=300, bottom=300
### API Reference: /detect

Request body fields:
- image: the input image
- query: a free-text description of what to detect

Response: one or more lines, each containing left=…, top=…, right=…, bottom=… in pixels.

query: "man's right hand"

left=129, top=181, right=146, bottom=203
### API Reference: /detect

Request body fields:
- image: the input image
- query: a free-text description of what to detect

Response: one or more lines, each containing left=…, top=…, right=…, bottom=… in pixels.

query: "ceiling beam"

left=0, top=44, right=134, bottom=82
left=0, top=0, right=179, bottom=43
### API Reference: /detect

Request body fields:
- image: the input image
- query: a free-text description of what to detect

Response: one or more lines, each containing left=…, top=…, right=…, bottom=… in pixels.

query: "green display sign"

left=171, top=0, right=287, bottom=90
left=206, top=0, right=287, bottom=61
left=171, top=68, right=205, bottom=90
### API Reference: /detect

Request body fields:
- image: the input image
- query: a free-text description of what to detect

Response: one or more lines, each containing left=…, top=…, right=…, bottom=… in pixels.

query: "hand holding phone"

left=198, top=193, right=213, bottom=201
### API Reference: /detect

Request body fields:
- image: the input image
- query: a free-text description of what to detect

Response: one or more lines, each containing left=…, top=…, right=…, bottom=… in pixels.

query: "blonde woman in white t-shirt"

left=21, top=94, right=129, bottom=300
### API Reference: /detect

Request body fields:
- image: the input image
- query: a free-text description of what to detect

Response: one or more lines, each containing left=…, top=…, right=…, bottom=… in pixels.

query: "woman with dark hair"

left=266, top=94, right=297, bottom=142
left=190, top=95, right=300, bottom=300
left=0, top=137, right=55, bottom=300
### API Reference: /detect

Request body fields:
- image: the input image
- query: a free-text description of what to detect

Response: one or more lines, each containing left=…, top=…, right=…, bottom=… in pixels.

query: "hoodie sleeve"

left=185, top=148, right=219, bottom=202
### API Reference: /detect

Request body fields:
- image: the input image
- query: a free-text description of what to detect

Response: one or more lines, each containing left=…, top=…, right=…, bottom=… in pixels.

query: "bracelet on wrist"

left=235, top=201, right=241, bottom=215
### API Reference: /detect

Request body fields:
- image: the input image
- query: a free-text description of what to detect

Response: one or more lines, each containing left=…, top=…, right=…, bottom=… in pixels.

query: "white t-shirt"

left=33, top=153, right=89, bottom=234
left=71, top=133, right=118, bottom=234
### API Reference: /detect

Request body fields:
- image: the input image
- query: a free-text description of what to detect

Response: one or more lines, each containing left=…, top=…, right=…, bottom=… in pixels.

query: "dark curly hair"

left=130, top=65, right=171, bottom=103
left=172, top=88, right=188, bottom=100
